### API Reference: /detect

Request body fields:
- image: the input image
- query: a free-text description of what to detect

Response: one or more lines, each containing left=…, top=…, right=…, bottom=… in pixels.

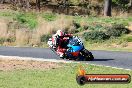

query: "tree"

left=104, top=0, right=112, bottom=16
left=36, top=0, right=40, bottom=11
left=0, top=0, right=5, bottom=4
left=26, top=0, right=30, bottom=11
left=63, top=0, right=69, bottom=14
left=128, top=0, right=132, bottom=6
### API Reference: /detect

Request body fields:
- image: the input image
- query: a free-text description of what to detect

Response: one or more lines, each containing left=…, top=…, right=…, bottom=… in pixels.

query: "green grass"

left=16, top=12, right=38, bottom=29
left=0, top=10, right=132, bottom=30
left=0, top=63, right=132, bottom=88
left=85, top=42, right=132, bottom=52
left=123, top=36, right=132, bottom=42
left=73, top=16, right=132, bottom=27
left=87, top=45, right=132, bottom=52
left=0, top=11, right=16, bottom=18
left=42, top=13, right=57, bottom=21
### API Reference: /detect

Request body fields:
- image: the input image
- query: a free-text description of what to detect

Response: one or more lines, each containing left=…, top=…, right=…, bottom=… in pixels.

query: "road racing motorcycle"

left=47, top=36, right=94, bottom=61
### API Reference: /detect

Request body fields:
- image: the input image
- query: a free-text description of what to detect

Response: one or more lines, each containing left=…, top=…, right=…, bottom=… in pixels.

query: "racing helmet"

left=56, top=30, right=64, bottom=36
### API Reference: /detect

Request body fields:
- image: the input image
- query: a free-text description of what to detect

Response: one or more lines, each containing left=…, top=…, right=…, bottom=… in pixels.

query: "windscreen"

left=69, top=38, right=81, bottom=46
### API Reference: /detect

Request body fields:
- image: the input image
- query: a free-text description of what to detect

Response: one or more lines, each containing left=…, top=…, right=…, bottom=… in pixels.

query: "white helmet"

left=56, top=30, right=64, bottom=36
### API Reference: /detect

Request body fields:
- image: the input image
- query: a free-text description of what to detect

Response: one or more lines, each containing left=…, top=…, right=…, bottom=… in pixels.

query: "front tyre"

left=82, top=49, right=94, bottom=61
left=86, top=52, right=94, bottom=61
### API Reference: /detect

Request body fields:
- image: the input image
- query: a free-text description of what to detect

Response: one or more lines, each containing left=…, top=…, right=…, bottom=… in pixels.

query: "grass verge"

left=0, top=10, right=132, bottom=52
left=0, top=60, right=131, bottom=88
left=84, top=34, right=132, bottom=52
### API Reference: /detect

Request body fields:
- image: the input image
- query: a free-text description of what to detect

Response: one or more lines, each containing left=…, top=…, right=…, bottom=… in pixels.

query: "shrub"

left=106, top=27, right=121, bottom=37
left=73, top=21, right=88, bottom=32
left=73, top=22, right=80, bottom=29
left=83, top=31, right=110, bottom=41
left=0, top=37, right=15, bottom=44
left=83, top=25, right=89, bottom=30
left=77, top=27, right=84, bottom=32
left=40, top=34, right=52, bottom=42
left=70, top=29, right=79, bottom=33
left=6, top=37, right=16, bottom=42
left=88, top=24, right=105, bottom=31
left=0, top=38, right=5, bottom=44
left=94, top=24, right=104, bottom=30
left=106, top=24, right=130, bottom=37
left=88, top=26, right=95, bottom=30
left=121, top=41, right=128, bottom=47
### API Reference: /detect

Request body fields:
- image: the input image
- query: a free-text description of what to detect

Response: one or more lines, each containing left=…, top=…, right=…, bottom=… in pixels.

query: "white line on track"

left=0, top=55, right=131, bottom=71
left=89, top=64, right=131, bottom=71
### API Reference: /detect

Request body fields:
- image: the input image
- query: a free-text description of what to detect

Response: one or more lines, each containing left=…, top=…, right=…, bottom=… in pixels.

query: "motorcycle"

left=47, top=36, right=94, bottom=61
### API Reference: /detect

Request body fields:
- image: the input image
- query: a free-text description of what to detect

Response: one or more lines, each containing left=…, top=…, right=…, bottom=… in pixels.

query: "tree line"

left=0, top=0, right=132, bottom=16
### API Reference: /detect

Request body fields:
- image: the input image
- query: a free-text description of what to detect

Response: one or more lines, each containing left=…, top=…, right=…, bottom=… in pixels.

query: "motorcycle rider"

left=52, top=30, right=72, bottom=58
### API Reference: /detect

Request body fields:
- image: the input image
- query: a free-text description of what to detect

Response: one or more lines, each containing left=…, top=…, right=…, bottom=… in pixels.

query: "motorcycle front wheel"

left=81, top=49, right=94, bottom=61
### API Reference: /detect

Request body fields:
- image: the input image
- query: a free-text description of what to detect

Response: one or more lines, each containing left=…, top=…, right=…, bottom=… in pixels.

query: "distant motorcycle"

left=47, top=36, right=94, bottom=61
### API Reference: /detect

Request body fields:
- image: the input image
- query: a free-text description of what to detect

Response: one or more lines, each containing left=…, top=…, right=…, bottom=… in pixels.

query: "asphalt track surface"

left=0, top=46, right=132, bottom=70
